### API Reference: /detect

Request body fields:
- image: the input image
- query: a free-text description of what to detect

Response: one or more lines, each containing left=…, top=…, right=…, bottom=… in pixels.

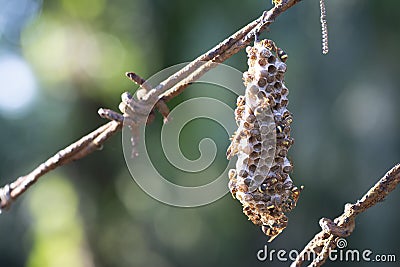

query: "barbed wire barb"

left=1, top=3, right=399, bottom=267
left=291, top=164, right=400, bottom=267
left=0, top=0, right=302, bottom=211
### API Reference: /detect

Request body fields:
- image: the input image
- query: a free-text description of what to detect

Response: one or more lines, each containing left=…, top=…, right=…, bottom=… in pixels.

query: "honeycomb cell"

left=249, top=164, right=257, bottom=173
left=259, top=165, right=269, bottom=174
left=274, top=81, right=282, bottom=89
left=283, top=165, right=293, bottom=173
left=253, top=143, right=262, bottom=152
left=260, top=49, right=271, bottom=58
left=278, top=148, right=288, bottom=157
left=260, top=149, right=269, bottom=158
left=277, top=63, right=287, bottom=73
left=260, top=125, right=270, bottom=134
left=258, top=58, right=267, bottom=66
left=273, top=93, right=281, bottom=101
left=257, top=91, right=267, bottom=100
left=262, top=137, right=274, bottom=146
left=268, top=65, right=277, bottom=74
left=257, top=77, right=267, bottom=88
left=275, top=157, right=284, bottom=165
left=248, top=135, right=257, bottom=145
left=267, top=55, right=276, bottom=64
left=249, top=151, right=259, bottom=158
left=238, top=169, right=249, bottom=178
left=249, top=85, right=259, bottom=95
left=270, top=164, right=280, bottom=173
left=246, top=114, right=256, bottom=123
left=267, top=75, right=275, bottom=83
left=244, top=178, right=252, bottom=186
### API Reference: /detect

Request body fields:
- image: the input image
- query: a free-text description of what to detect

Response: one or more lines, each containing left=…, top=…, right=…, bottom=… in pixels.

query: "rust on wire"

left=0, top=3, right=398, bottom=267
left=291, top=164, right=400, bottom=267
left=0, top=0, right=303, bottom=211
left=0, top=121, right=121, bottom=210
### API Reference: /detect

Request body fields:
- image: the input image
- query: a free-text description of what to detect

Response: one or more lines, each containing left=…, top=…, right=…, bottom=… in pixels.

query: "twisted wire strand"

left=320, top=0, right=329, bottom=54
left=0, top=185, right=11, bottom=212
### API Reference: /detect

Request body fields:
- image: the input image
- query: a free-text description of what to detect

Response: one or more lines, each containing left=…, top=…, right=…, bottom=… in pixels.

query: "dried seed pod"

left=227, top=39, right=302, bottom=241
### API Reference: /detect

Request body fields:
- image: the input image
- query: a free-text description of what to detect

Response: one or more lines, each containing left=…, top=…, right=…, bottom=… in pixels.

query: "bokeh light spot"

left=61, top=0, right=105, bottom=20
left=334, top=82, right=395, bottom=139
left=0, top=54, right=37, bottom=116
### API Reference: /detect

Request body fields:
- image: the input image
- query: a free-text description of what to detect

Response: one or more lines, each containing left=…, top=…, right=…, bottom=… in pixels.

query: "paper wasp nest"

left=227, top=39, right=301, bottom=241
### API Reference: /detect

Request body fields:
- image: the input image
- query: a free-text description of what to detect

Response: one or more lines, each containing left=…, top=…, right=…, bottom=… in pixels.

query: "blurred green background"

left=1, top=0, right=400, bottom=266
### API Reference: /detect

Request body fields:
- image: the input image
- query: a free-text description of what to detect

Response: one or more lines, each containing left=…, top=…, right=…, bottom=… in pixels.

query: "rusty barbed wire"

left=1, top=3, right=399, bottom=267
left=291, top=164, right=400, bottom=267
left=0, top=0, right=302, bottom=211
